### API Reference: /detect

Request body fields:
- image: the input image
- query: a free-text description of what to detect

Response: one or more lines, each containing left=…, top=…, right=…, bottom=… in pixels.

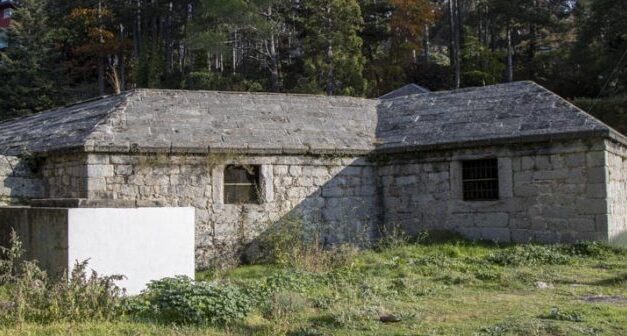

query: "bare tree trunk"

left=165, top=1, right=174, bottom=73
left=232, top=31, right=237, bottom=74
left=119, top=24, right=126, bottom=91
left=133, top=0, right=142, bottom=58
left=449, top=0, right=460, bottom=88
left=325, top=3, right=334, bottom=95
left=269, top=34, right=280, bottom=92
left=423, top=24, right=430, bottom=63
left=98, top=56, right=106, bottom=96
left=181, top=1, right=193, bottom=71
left=449, top=0, right=455, bottom=68
left=506, top=23, right=513, bottom=82
left=98, top=0, right=106, bottom=96
left=528, top=22, right=536, bottom=79
left=326, top=45, right=335, bottom=95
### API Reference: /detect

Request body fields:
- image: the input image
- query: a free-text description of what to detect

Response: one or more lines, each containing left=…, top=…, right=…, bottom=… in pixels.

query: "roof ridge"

left=129, top=88, right=377, bottom=102
left=379, top=80, right=537, bottom=101
left=528, top=82, right=614, bottom=133
left=81, top=92, right=134, bottom=148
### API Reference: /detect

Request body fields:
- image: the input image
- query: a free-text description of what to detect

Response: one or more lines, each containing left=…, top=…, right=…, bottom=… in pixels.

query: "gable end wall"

left=605, top=140, right=627, bottom=244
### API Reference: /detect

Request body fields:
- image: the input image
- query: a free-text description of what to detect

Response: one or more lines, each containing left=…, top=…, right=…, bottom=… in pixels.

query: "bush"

left=0, top=231, right=124, bottom=324
left=261, top=290, right=309, bottom=320
left=542, top=307, right=584, bottom=322
left=130, top=276, right=253, bottom=325
left=486, top=245, right=572, bottom=266
left=565, top=241, right=624, bottom=257
left=251, top=215, right=358, bottom=272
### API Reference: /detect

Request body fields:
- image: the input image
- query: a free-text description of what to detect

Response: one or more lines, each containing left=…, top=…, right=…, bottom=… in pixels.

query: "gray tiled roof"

left=0, top=94, right=128, bottom=156
left=0, top=81, right=621, bottom=156
left=0, top=90, right=378, bottom=156
left=376, top=81, right=624, bottom=152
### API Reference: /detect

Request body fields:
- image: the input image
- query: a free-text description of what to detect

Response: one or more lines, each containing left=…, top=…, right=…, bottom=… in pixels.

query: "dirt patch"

left=581, top=295, right=627, bottom=304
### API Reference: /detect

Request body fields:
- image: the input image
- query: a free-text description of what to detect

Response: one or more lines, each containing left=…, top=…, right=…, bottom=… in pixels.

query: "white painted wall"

left=67, top=207, right=195, bottom=295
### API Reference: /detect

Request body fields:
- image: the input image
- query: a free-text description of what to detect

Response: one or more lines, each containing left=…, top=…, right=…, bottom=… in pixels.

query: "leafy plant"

left=130, top=276, right=253, bottom=325
left=565, top=241, right=624, bottom=257
left=0, top=232, right=124, bottom=324
left=542, top=307, right=585, bottom=322
left=262, top=290, right=309, bottom=320
left=253, top=214, right=358, bottom=272
left=486, top=245, right=572, bottom=266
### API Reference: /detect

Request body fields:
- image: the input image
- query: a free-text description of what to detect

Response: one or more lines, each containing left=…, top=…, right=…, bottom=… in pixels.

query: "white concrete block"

left=67, top=207, right=195, bottom=295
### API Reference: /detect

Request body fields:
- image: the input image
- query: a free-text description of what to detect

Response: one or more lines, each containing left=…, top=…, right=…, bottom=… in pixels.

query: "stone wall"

left=0, top=155, right=45, bottom=205
left=83, top=153, right=381, bottom=268
left=42, top=153, right=87, bottom=198
left=605, top=140, right=627, bottom=244
left=4, top=137, right=624, bottom=269
left=379, top=139, right=609, bottom=243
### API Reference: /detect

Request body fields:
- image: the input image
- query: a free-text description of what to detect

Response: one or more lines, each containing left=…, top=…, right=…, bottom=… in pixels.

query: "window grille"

left=462, top=159, right=499, bottom=201
left=224, top=165, right=260, bottom=204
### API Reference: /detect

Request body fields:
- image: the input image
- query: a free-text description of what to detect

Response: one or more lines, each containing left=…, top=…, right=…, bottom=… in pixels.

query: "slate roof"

left=0, top=81, right=622, bottom=156
left=379, top=84, right=430, bottom=99
left=0, top=90, right=378, bottom=156
left=376, top=81, right=625, bottom=152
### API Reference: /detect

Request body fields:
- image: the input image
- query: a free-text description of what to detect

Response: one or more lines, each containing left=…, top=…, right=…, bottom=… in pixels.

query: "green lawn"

left=1, top=241, right=626, bottom=336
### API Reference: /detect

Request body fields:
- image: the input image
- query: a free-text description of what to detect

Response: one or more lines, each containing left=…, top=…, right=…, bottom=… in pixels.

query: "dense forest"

left=0, top=0, right=625, bottom=127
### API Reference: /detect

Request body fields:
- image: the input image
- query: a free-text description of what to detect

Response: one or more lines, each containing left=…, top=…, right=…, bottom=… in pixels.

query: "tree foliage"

left=0, top=0, right=61, bottom=119
left=0, top=0, right=625, bottom=127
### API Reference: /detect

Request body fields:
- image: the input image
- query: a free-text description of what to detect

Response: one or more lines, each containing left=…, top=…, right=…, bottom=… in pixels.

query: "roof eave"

left=374, top=129, right=616, bottom=155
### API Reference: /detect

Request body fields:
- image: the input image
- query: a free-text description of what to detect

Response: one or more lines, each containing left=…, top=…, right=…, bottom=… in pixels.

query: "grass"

left=1, top=240, right=626, bottom=335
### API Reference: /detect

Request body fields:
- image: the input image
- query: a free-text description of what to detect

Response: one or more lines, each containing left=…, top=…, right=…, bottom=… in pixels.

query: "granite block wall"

left=0, top=155, right=45, bottom=205
left=605, top=140, right=627, bottom=244
left=379, top=139, right=610, bottom=243
left=42, top=153, right=87, bottom=198
left=83, top=153, right=381, bottom=268
left=2, top=138, right=625, bottom=269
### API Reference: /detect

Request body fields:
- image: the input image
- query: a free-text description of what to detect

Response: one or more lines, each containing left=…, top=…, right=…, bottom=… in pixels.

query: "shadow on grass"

left=588, top=273, right=627, bottom=287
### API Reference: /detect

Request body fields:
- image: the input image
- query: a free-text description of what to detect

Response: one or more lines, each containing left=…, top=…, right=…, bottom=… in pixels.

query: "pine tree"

left=0, top=0, right=62, bottom=120
left=300, top=0, right=367, bottom=95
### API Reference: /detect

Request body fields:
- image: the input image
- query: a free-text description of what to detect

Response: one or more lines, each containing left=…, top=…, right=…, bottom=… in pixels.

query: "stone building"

left=1, top=81, right=626, bottom=268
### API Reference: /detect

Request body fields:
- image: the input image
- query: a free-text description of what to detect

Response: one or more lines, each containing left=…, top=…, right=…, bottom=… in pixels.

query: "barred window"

left=224, top=165, right=260, bottom=204
left=462, top=159, right=499, bottom=201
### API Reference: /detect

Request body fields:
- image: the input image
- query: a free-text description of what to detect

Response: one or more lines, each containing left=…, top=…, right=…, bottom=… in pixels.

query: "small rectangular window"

left=3, top=9, right=12, bottom=19
left=462, top=158, right=499, bottom=201
left=224, top=165, right=260, bottom=204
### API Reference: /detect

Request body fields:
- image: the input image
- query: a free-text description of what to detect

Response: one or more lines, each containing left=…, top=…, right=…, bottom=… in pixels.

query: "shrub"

left=486, top=245, right=571, bottom=266
left=565, top=241, right=624, bottom=257
left=252, top=215, right=359, bottom=272
left=474, top=267, right=502, bottom=281
left=542, top=307, right=585, bottom=322
left=0, top=231, right=124, bottom=324
left=376, top=224, right=411, bottom=251
left=130, top=276, right=253, bottom=325
left=262, top=290, right=309, bottom=320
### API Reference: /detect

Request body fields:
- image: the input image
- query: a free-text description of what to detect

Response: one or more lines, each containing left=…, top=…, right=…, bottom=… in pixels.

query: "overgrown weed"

left=0, top=230, right=124, bottom=324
